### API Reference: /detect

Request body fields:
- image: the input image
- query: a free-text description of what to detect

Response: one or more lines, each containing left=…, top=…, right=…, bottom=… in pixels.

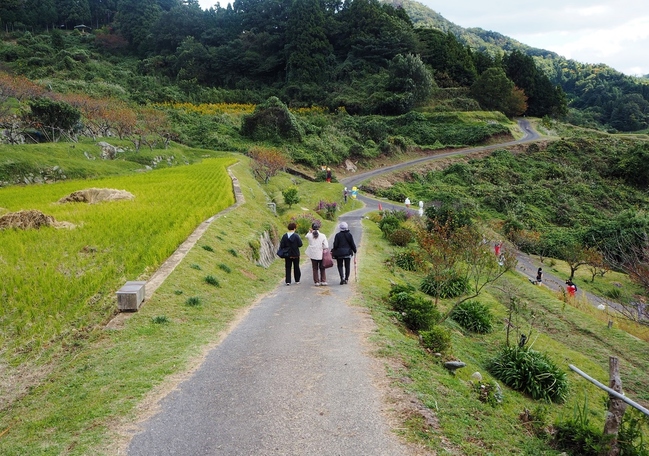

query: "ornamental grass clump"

left=487, top=346, right=568, bottom=403
left=450, top=300, right=494, bottom=333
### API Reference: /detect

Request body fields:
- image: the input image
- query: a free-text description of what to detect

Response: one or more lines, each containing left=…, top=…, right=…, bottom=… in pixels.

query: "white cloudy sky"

left=197, top=0, right=649, bottom=76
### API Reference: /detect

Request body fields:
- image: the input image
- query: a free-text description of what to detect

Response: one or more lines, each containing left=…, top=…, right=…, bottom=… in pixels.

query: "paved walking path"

left=127, top=207, right=411, bottom=455
left=127, top=120, right=548, bottom=454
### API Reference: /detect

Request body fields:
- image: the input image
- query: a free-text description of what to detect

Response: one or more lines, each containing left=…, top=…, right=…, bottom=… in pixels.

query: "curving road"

left=339, top=119, right=614, bottom=313
left=341, top=118, right=539, bottom=192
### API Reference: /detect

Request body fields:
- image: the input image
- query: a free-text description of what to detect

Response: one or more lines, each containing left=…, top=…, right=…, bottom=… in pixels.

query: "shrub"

left=185, top=296, right=201, bottom=306
left=291, top=213, right=319, bottom=235
left=488, top=346, right=568, bottom=403
left=450, top=300, right=494, bottom=333
left=151, top=315, right=170, bottom=324
left=420, top=326, right=452, bottom=352
left=605, top=288, right=622, bottom=300
left=420, top=270, right=469, bottom=299
left=473, top=380, right=503, bottom=407
left=218, top=263, right=232, bottom=273
left=390, top=249, right=425, bottom=271
left=190, top=264, right=201, bottom=270
left=618, top=409, right=649, bottom=456
left=204, top=275, right=220, bottom=287
left=387, top=287, right=440, bottom=331
left=282, top=187, right=300, bottom=208
left=227, top=248, right=238, bottom=257
left=202, top=245, right=214, bottom=252
left=387, top=228, right=413, bottom=246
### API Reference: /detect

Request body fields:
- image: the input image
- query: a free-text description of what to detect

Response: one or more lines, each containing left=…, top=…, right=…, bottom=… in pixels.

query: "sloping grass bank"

left=353, top=217, right=649, bottom=454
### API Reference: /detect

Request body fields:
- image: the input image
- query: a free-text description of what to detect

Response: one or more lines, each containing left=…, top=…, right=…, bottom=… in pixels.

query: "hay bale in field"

left=58, top=188, right=135, bottom=204
left=0, top=209, right=57, bottom=230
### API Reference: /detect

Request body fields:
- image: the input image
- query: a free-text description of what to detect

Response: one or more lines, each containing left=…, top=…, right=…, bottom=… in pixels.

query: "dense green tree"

left=152, top=2, right=205, bottom=54
left=0, top=0, right=24, bottom=26
left=114, top=0, right=161, bottom=54
left=416, top=29, right=476, bottom=87
left=333, top=0, right=417, bottom=68
left=614, top=143, right=649, bottom=189
left=470, top=67, right=515, bottom=114
left=285, top=0, right=334, bottom=86
left=25, top=97, right=81, bottom=141
left=504, top=50, right=567, bottom=118
left=88, top=0, right=118, bottom=28
left=56, top=0, right=91, bottom=28
left=609, top=93, right=649, bottom=131
left=380, top=53, right=435, bottom=114
left=22, top=0, right=58, bottom=29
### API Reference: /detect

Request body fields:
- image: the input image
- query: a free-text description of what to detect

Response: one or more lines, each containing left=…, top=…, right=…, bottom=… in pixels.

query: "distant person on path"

left=343, top=187, right=348, bottom=203
left=326, top=167, right=332, bottom=183
left=566, top=280, right=577, bottom=297
left=279, top=222, right=302, bottom=285
left=305, top=223, right=329, bottom=286
left=536, top=268, right=543, bottom=285
left=332, top=222, right=357, bottom=285
left=405, top=197, right=411, bottom=209
left=494, top=241, right=503, bottom=257
left=418, top=200, right=424, bottom=217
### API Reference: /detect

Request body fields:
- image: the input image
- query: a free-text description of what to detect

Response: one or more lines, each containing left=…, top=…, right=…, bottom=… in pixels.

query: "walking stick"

left=354, top=254, right=358, bottom=282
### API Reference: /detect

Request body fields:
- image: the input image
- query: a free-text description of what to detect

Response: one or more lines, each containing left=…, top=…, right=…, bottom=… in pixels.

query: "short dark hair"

left=287, top=222, right=297, bottom=230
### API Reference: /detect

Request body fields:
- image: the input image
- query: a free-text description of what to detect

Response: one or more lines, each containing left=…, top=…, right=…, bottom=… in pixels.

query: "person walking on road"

left=536, top=267, right=543, bottom=285
left=279, top=222, right=302, bottom=285
left=305, top=223, right=329, bottom=286
left=332, top=221, right=357, bottom=285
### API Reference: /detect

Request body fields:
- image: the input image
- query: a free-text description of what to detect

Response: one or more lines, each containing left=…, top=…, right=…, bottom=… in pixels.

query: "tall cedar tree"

left=285, top=0, right=334, bottom=85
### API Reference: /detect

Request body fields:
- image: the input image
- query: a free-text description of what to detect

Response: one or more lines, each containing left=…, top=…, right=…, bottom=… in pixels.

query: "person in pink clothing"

left=494, top=241, right=503, bottom=257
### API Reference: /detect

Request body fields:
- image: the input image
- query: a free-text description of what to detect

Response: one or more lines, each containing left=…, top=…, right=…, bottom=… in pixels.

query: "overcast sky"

left=197, top=0, right=649, bottom=77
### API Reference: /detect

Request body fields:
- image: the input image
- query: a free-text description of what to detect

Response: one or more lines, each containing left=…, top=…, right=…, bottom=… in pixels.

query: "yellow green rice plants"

left=0, top=157, right=235, bottom=360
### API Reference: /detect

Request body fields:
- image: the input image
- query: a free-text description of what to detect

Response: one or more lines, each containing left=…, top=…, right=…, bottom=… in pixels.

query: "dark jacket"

left=280, top=231, right=303, bottom=258
left=332, top=230, right=357, bottom=258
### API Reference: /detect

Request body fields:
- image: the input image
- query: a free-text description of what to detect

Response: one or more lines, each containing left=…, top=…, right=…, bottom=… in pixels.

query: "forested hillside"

left=0, top=0, right=562, bottom=120
left=2, top=0, right=647, bottom=131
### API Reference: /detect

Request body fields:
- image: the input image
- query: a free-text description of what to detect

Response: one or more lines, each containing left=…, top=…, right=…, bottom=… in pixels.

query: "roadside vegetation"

left=354, top=212, right=649, bottom=454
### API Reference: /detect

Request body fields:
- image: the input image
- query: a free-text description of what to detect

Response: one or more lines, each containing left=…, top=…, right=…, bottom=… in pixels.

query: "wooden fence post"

left=602, top=356, right=627, bottom=456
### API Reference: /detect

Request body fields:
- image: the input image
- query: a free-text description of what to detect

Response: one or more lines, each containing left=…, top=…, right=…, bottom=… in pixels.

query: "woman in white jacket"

left=305, top=223, right=329, bottom=286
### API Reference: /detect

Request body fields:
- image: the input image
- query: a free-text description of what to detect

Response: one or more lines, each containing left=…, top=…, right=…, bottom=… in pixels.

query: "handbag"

left=277, top=246, right=290, bottom=258
left=322, top=248, right=334, bottom=268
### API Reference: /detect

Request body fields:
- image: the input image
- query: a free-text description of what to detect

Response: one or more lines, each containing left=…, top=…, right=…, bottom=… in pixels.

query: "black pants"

left=336, top=257, right=351, bottom=281
left=285, top=257, right=301, bottom=284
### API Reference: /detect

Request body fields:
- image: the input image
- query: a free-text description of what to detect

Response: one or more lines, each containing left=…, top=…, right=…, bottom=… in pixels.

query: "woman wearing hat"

left=332, top=222, right=357, bottom=285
